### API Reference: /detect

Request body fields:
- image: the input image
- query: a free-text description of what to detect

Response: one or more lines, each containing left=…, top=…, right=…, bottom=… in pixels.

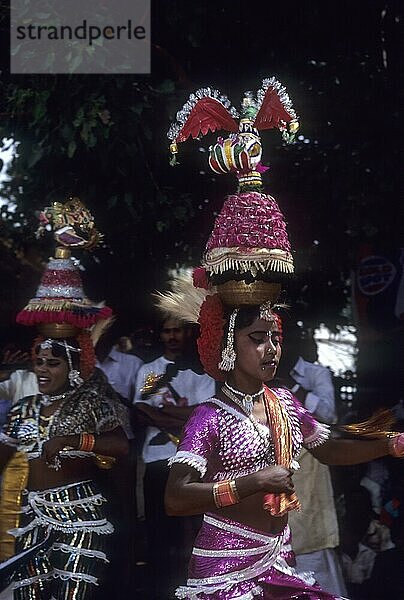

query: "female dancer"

left=0, top=198, right=129, bottom=598
left=0, top=334, right=128, bottom=598
left=164, top=76, right=403, bottom=598
left=165, top=305, right=403, bottom=599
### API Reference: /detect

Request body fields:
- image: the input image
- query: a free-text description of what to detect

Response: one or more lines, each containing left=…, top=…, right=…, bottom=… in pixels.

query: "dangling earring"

left=218, top=308, right=238, bottom=371
left=68, top=369, right=84, bottom=388
left=40, top=339, right=54, bottom=350
left=64, top=341, right=83, bottom=388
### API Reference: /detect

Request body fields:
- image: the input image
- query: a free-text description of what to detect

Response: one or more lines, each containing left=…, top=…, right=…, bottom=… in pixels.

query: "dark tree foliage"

left=0, top=0, right=401, bottom=340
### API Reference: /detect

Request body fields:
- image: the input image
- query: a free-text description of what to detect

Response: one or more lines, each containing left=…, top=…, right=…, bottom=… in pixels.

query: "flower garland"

left=77, top=331, right=96, bottom=378
left=197, top=294, right=226, bottom=381
left=192, top=266, right=209, bottom=290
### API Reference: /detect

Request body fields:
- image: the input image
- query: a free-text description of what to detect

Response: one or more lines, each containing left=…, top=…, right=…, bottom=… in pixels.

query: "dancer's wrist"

left=212, top=479, right=240, bottom=508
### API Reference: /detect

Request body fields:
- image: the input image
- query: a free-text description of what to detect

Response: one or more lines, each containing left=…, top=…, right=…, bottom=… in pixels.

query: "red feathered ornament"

left=168, top=77, right=299, bottom=170
left=175, top=97, right=238, bottom=143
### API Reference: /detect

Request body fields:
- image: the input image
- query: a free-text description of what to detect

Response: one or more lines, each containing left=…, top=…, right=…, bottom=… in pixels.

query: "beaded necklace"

left=34, top=398, right=64, bottom=470
left=41, top=390, right=73, bottom=407
left=223, top=382, right=264, bottom=415
left=36, top=398, right=63, bottom=441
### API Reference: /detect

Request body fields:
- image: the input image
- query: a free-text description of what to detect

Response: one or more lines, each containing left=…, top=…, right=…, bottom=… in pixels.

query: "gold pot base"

left=216, top=281, right=281, bottom=307
left=37, top=323, right=81, bottom=339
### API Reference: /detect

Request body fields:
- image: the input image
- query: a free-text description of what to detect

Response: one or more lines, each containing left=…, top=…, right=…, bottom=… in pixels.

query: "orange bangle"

left=79, top=432, right=95, bottom=453
left=85, top=433, right=95, bottom=452
left=213, top=480, right=240, bottom=508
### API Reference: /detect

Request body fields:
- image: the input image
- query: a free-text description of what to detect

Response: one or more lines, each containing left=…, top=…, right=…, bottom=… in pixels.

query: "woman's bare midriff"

left=213, top=490, right=288, bottom=534
left=27, top=456, right=98, bottom=490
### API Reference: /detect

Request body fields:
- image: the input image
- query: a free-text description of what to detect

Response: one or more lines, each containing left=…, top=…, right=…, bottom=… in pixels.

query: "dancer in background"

left=0, top=199, right=128, bottom=599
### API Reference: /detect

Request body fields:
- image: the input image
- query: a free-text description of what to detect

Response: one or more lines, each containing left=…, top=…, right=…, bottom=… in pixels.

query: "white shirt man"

left=97, top=346, right=143, bottom=403
left=0, top=370, right=39, bottom=430
left=289, top=356, right=337, bottom=424
left=133, top=317, right=215, bottom=598
left=0, top=370, right=39, bottom=406
left=134, top=354, right=215, bottom=463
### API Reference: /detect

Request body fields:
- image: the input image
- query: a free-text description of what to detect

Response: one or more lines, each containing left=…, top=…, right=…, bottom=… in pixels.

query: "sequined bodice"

left=208, top=399, right=276, bottom=481
left=1, top=371, right=122, bottom=457
left=172, top=388, right=330, bottom=484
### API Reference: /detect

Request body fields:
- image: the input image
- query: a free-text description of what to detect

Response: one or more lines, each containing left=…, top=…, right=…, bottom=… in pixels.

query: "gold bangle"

left=229, top=480, right=240, bottom=503
left=212, top=480, right=240, bottom=508
left=213, top=482, right=220, bottom=508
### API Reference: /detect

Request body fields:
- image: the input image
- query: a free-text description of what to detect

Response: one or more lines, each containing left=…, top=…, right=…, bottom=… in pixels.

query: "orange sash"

left=262, top=386, right=300, bottom=517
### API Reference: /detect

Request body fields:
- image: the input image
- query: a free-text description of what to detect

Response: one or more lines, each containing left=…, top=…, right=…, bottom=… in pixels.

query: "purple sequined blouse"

left=169, top=387, right=330, bottom=482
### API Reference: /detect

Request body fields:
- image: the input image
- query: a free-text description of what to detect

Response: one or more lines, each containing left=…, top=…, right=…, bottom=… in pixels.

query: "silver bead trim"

left=46, top=258, right=80, bottom=271
left=168, top=450, right=207, bottom=478
left=52, top=542, right=109, bottom=562
left=304, top=421, right=330, bottom=448
left=36, top=284, right=84, bottom=299
left=256, top=77, right=298, bottom=122
left=167, top=87, right=239, bottom=141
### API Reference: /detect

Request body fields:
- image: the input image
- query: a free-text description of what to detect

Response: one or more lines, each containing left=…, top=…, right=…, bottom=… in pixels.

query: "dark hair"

left=224, top=305, right=277, bottom=336
left=34, top=337, right=81, bottom=371
left=161, top=316, right=187, bottom=331
left=234, top=306, right=261, bottom=331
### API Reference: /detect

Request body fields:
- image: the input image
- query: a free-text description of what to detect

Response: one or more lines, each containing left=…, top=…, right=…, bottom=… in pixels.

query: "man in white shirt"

left=97, top=344, right=143, bottom=405
left=134, top=317, right=215, bottom=599
left=0, top=347, right=38, bottom=407
left=0, top=347, right=39, bottom=431
left=0, top=369, right=38, bottom=407
left=289, top=355, right=337, bottom=425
